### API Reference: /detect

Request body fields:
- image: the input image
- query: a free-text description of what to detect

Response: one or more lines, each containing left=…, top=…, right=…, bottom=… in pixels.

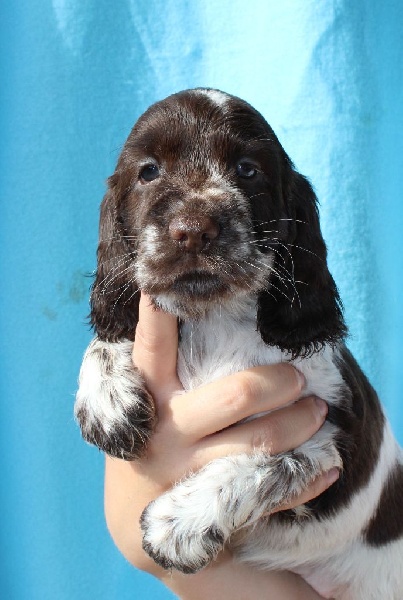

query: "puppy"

left=75, top=89, right=403, bottom=599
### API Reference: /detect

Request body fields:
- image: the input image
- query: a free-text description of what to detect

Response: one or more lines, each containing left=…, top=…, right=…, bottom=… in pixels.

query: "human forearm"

left=105, top=456, right=330, bottom=599
left=163, top=557, right=324, bottom=600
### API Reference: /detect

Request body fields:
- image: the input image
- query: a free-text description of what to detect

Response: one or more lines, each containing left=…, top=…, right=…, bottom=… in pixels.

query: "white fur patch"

left=194, top=88, right=230, bottom=107
left=177, top=300, right=343, bottom=405
left=75, top=338, right=155, bottom=458
left=75, top=338, right=138, bottom=432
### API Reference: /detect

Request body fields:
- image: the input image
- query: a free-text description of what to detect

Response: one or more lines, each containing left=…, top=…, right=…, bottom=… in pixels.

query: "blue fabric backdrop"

left=1, top=1, right=402, bottom=598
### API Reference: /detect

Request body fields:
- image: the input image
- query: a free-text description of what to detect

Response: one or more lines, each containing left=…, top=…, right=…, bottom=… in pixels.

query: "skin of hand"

left=104, top=293, right=339, bottom=599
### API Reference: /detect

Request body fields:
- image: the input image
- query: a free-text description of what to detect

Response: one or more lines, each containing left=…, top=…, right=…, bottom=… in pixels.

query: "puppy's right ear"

left=90, top=174, right=140, bottom=341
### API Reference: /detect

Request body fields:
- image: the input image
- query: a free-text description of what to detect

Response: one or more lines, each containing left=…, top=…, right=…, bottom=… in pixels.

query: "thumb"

left=132, top=293, right=182, bottom=401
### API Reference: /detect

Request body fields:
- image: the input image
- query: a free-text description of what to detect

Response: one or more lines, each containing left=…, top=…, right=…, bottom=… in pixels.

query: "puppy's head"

left=91, top=89, right=346, bottom=354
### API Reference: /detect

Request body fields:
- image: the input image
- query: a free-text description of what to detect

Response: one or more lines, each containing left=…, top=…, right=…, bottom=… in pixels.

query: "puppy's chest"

left=177, top=311, right=276, bottom=390
left=176, top=308, right=343, bottom=404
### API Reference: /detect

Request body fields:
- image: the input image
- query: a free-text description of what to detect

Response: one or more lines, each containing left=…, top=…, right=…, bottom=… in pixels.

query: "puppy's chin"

left=152, top=295, right=214, bottom=320
left=152, top=292, right=254, bottom=321
left=149, top=276, right=229, bottom=320
left=148, top=274, right=253, bottom=321
left=171, top=272, right=225, bottom=298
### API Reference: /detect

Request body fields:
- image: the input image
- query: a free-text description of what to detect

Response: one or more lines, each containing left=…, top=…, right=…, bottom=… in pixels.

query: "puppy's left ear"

left=257, top=172, right=346, bottom=356
left=90, top=173, right=140, bottom=342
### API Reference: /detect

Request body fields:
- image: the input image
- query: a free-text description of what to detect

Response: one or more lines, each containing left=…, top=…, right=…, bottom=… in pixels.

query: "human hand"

left=104, top=293, right=337, bottom=598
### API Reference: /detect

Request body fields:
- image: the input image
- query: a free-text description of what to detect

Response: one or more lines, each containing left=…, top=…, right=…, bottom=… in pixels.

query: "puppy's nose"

left=169, top=215, right=220, bottom=252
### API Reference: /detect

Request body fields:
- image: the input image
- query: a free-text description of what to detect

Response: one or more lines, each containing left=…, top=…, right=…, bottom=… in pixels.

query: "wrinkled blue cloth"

left=1, top=1, right=402, bottom=598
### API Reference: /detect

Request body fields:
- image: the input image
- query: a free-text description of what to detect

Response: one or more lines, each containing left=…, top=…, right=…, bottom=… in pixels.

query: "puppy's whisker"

left=267, top=245, right=287, bottom=266
left=262, top=267, right=297, bottom=304
left=249, top=235, right=280, bottom=244
left=274, top=240, right=296, bottom=277
left=99, top=257, right=133, bottom=283
left=208, top=256, right=234, bottom=278
left=254, top=258, right=293, bottom=286
left=99, top=235, right=139, bottom=243
left=236, top=257, right=293, bottom=303
left=121, top=286, right=140, bottom=308
left=240, top=259, right=264, bottom=273
left=101, top=280, right=138, bottom=296
left=96, top=259, right=133, bottom=291
left=101, top=254, right=136, bottom=273
left=101, top=263, right=136, bottom=291
left=269, top=241, right=322, bottom=262
left=112, top=279, right=139, bottom=312
left=287, top=243, right=322, bottom=261
left=102, top=252, right=137, bottom=263
left=271, top=265, right=297, bottom=289
left=265, top=218, right=308, bottom=225
left=260, top=239, right=299, bottom=305
left=247, top=192, right=270, bottom=201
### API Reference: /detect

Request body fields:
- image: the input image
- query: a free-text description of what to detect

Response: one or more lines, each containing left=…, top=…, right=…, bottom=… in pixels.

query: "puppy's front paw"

left=140, top=490, right=225, bottom=574
left=140, top=441, right=343, bottom=573
left=75, top=338, right=155, bottom=460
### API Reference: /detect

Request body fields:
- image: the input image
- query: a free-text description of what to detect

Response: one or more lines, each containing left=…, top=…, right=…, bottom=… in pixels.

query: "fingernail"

left=314, top=397, right=328, bottom=418
left=326, top=468, right=340, bottom=485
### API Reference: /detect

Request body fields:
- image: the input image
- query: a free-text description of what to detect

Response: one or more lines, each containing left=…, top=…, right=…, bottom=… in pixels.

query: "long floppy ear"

left=89, top=174, right=140, bottom=342
left=257, top=171, right=346, bottom=356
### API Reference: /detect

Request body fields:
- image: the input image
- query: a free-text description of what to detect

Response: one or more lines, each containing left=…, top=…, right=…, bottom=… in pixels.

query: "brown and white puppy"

left=75, top=89, right=403, bottom=599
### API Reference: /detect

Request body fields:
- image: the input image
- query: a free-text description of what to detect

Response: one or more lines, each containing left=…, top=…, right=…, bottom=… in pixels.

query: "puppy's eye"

left=139, top=164, right=160, bottom=183
left=236, top=161, right=258, bottom=179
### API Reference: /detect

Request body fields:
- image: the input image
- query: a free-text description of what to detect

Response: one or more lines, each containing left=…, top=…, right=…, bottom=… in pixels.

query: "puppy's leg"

left=75, top=338, right=155, bottom=460
left=141, top=434, right=341, bottom=573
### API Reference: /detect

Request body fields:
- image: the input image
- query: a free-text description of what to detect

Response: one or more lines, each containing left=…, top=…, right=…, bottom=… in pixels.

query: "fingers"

left=133, top=293, right=182, bottom=400
left=272, top=468, right=340, bottom=514
left=168, top=363, right=306, bottom=440
left=195, top=396, right=327, bottom=461
left=182, top=396, right=327, bottom=471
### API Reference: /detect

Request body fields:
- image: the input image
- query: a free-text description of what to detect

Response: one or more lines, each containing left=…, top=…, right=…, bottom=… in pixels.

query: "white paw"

left=75, top=338, right=155, bottom=459
left=140, top=442, right=342, bottom=572
left=141, top=485, right=226, bottom=573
